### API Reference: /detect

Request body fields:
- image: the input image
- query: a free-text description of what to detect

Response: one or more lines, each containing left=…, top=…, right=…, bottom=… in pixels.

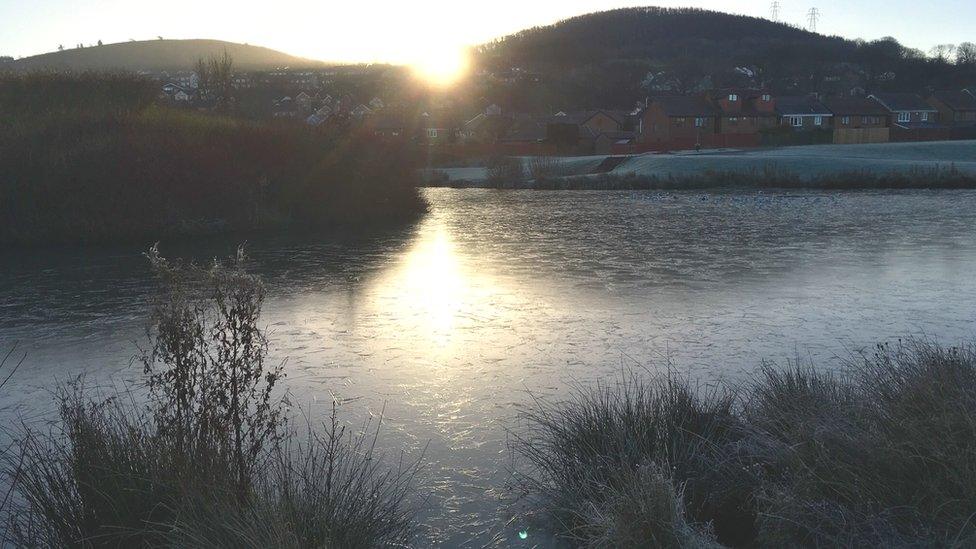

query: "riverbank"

left=0, top=73, right=427, bottom=247
left=427, top=140, right=976, bottom=189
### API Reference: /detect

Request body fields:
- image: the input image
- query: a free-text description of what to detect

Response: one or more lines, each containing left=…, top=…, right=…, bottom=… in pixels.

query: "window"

left=675, top=117, right=686, bottom=127
left=427, top=129, right=438, bottom=138
left=761, top=94, right=771, bottom=102
left=842, top=116, right=851, bottom=125
left=814, top=116, right=823, bottom=126
left=789, top=116, right=803, bottom=127
left=694, top=117, right=705, bottom=127
left=897, top=112, right=910, bottom=123
left=728, top=117, right=739, bottom=126
left=728, top=94, right=739, bottom=102
left=921, top=112, right=929, bottom=121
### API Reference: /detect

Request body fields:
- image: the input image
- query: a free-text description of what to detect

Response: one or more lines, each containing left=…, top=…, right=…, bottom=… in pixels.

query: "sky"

left=2, top=0, right=974, bottom=66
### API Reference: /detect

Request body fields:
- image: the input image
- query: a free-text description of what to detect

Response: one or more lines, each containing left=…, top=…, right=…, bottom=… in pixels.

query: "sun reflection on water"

left=370, top=221, right=506, bottom=355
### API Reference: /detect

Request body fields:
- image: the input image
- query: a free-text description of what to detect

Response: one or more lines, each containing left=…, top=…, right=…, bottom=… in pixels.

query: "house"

left=461, top=113, right=513, bottom=144
left=639, top=96, right=718, bottom=145
left=315, top=104, right=334, bottom=118
left=350, top=104, right=373, bottom=119
left=295, top=92, right=313, bottom=113
left=499, top=114, right=548, bottom=144
left=549, top=110, right=630, bottom=135
left=927, top=91, right=976, bottom=126
left=775, top=95, right=833, bottom=130
left=708, top=89, right=777, bottom=134
left=305, top=113, right=328, bottom=128
left=822, top=96, right=890, bottom=144
left=161, top=82, right=193, bottom=103
left=419, top=112, right=458, bottom=145
left=868, top=93, right=939, bottom=127
left=368, top=97, right=385, bottom=111
left=231, top=74, right=252, bottom=89
left=272, top=97, right=298, bottom=118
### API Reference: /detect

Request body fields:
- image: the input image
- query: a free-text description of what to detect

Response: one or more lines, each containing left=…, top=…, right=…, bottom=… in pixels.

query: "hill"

left=474, top=7, right=976, bottom=110
left=10, top=39, right=323, bottom=72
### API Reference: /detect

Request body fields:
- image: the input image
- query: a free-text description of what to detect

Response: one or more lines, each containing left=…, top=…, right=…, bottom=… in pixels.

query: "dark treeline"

left=475, top=7, right=976, bottom=110
left=0, top=72, right=426, bottom=247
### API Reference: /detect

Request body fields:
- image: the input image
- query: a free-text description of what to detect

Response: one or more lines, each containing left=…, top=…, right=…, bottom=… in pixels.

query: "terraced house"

left=927, top=90, right=976, bottom=127
left=639, top=96, right=717, bottom=147
left=775, top=95, right=832, bottom=130
left=708, top=89, right=778, bottom=135
left=821, top=96, right=890, bottom=144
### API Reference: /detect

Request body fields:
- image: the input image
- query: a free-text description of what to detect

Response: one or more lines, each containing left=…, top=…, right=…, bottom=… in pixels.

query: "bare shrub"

left=4, top=247, right=422, bottom=547
left=485, top=156, right=525, bottom=185
left=528, top=155, right=561, bottom=180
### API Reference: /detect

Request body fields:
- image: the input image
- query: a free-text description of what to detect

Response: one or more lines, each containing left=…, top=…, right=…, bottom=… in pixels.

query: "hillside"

left=10, top=39, right=323, bottom=72
left=474, top=7, right=975, bottom=110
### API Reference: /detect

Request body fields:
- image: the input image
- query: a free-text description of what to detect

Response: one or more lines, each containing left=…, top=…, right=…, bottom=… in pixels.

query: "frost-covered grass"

left=433, top=141, right=976, bottom=188
left=513, top=340, right=976, bottom=547
left=614, top=140, right=976, bottom=182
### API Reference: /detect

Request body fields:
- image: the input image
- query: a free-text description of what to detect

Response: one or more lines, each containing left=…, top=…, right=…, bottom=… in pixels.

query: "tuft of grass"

left=515, top=340, right=976, bottom=547
left=512, top=375, right=754, bottom=547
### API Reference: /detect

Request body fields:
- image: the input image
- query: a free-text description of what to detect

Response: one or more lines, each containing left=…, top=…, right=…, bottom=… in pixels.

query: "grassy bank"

left=0, top=73, right=426, bottom=247
left=513, top=340, right=976, bottom=547
left=1, top=248, right=423, bottom=547
left=432, top=164, right=976, bottom=190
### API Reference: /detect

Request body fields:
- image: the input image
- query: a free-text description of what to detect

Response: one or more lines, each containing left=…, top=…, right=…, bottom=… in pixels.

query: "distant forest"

left=474, top=7, right=976, bottom=110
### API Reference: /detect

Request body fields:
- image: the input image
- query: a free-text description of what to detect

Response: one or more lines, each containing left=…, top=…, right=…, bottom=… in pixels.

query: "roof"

left=775, top=96, right=832, bottom=116
left=649, top=96, right=718, bottom=117
left=930, top=90, right=976, bottom=112
left=501, top=115, right=547, bottom=142
left=869, top=93, right=937, bottom=113
left=821, top=96, right=889, bottom=116
left=550, top=110, right=629, bottom=126
left=305, top=114, right=327, bottom=127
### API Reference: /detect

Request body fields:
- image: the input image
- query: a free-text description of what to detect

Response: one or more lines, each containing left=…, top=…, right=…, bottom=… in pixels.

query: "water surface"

left=3, top=188, right=976, bottom=545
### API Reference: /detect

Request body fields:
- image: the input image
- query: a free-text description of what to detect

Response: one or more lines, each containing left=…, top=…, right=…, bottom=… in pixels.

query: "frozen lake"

left=3, top=188, right=976, bottom=545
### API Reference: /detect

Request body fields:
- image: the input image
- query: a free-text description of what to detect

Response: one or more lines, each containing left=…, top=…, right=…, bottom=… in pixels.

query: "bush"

left=528, top=156, right=562, bottom=180
left=514, top=340, right=976, bottom=547
left=0, top=73, right=427, bottom=246
left=4, top=248, right=422, bottom=547
left=485, top=156, right=526, bottom=185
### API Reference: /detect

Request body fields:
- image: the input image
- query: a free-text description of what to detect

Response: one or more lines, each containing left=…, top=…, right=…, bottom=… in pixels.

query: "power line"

left=807, top=7, right=820, bottom=32
left=770, top=1, right=781, bottom=22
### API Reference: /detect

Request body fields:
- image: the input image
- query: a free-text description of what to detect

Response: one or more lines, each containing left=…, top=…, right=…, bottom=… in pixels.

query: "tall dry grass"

left=2, top=248, right=423, bottom=547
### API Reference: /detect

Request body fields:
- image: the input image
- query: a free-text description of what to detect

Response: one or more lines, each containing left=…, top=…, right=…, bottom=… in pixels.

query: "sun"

left=413, top=47, right=470, bottom=87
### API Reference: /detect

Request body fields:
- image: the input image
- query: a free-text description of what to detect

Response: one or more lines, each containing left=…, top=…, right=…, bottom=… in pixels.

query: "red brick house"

left=708, top=89, right=777, bottom=135
left=927, top=90, right=976, bottom=127
left=639, top=96, right=717, bottom=145
left=868, top=93, right=939, bottom=127
left=774, top=95, right=833, bottom=130
left=822, top=96, right=890, bottom=143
